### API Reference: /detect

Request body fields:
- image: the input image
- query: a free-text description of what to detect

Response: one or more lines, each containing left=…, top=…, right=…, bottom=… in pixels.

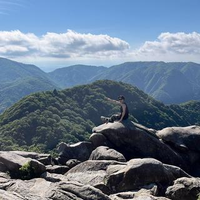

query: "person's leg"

left=109, top=114, right=121, bottom=122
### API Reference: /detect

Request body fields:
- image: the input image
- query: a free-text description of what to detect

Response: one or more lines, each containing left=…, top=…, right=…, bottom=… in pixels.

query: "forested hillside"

left=0, top=57, right=58, bottom=113
left=0, top=80, right=199, bottom=153
left=48, top=64, right=106, bottom=88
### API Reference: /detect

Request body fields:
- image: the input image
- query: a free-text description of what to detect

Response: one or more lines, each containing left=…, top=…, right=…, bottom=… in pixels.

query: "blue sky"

left=0, top=0, right=200, bottom=71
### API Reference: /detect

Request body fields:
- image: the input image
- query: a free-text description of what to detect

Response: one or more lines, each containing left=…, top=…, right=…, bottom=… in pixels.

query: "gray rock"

left=65, top=160, right=124, bottom=193
left=46, top=165, right=69, bottom=174
left=29, top=159, right=46, bottom=177
left=93, top=122, right=186, bottom=170
left=89, top=132, right=109, bottom=147
left=89, top=146, right=126, bottom=162
left=11, top=151, right=52, bottom=165
left=57, top=141, right=94, bottom=164
left=66, top=159, right=81, bottom=169
left=157, top=125, right=200, bottom=152
left=166, top=177, right=200, bottom=200
left=109, top=183, right=160, bottom=199
left=0, top=178, right=111, bottom=200
left=0, top=151, right=46, bottom=178
left=157, top=126, right=200, bottom=176
left=109, top=192, right=170, bottom=200
left=0, top=151, right=31, bottom=172
left=41, top=172, right=69, bottom=182
left=0, top=161, right=7, bottom=172
left=105, top=158, right=190, bottom=193
left=0, top=189, right=25, bottom=200
left=0, top=172, right=10, bottom=179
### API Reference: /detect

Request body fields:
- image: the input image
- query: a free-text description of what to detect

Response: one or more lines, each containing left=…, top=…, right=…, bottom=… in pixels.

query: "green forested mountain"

left=0, top=57, right=58, bottom=113
left=48, top=64, right=106, bottom=88
left=0, top=80, right=199, bottom=153
left=49, top=61, right=200, bottom=104
left=90, top=62, right=200, bottom=104
left=1, top=58, right=200, bottom=114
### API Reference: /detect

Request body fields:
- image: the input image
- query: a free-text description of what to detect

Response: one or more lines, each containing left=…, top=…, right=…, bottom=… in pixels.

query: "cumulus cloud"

left=1, top=30, right=200, bottom=65
left=137, top=32, right=200, bottom=55
left=0, top=30, right=130, bottom=59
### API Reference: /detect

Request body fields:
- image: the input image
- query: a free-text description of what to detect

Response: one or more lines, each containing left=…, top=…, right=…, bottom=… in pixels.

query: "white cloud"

left=1, top=30, right=200, bottom=67
left=137, top=32, right=200, bottom=56
left=0, top=30, right=130, bottom=59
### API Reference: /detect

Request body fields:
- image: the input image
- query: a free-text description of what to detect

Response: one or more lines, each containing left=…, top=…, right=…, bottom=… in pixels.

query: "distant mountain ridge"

left=49, top=61, right=200, bottom=104
left=0, top=57, right=58, bottom=113
left=1, top=58, right=200, bottom=113
left=48, top=64, right=106, bottom=88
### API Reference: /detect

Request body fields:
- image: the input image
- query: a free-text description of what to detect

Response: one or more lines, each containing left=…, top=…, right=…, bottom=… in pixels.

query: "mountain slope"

left=0, top=57, right=58, bottom=113
left=48, top=64, right=106, bottom=88
left=0, top=80, right=199, bottom=153
left=90, top=62, right=200, bottom=104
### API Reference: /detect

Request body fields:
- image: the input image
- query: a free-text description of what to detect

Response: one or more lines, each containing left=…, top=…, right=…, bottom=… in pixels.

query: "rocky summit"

left=1, top=120, right=200, bottom=200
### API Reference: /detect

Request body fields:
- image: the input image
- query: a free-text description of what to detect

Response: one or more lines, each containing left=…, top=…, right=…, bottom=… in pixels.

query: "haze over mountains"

left=0, top=58, right=58, bottom=113
left=50, top=62, right=200, bottom=104
left=1, top=57, right=200, bottom=113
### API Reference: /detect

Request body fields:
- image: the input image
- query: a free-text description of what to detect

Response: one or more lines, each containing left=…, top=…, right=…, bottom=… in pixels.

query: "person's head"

left=118, top=95, right=125, bottom=103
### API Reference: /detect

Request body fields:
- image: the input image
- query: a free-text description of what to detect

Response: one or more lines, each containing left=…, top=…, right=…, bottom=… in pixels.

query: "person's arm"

left=119, top=104, right=126, bottom=122
left=106, top=97, right=120, bottom=105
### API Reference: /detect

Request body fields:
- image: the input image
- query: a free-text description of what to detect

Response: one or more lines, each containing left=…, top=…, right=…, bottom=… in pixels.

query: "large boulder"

left=11, top=151, right=52, bottom=165
left=92, top=121, right=186, bottom=170
left=165, top=177, right=200, bottom=200
left=157, top=126, right=200, bottom=176
left=89, top=132, right=109, bottom=148
left=157, top=126, right=200, bottom=152
left=0, top=151, right=46, bottom=178
left=65, top=160, right=124, bottom=193
left=0, top=151, right=31, bottom=172
left=57, top=141, right=94, bottom=164
left=105, top=158, right=190, bottom=194
left=89, top=146, right=126, bottom=162
left=0, top=178, right=111, bottom=200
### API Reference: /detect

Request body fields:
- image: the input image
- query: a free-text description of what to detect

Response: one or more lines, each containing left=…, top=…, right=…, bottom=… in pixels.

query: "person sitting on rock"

left=101, top=95, right=129, bottom=123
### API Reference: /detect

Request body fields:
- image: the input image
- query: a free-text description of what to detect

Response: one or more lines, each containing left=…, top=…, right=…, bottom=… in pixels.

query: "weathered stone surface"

left=0, top=161, right=7, bottom=172
left=166, top=177, right=200, bottom=200
left=29, top=159, right=46, bottom=177
left=41, top=172, right=69, bottom=183
left=0, top=151, right=31, bottom=172
left=57, top=141, right=94, bottom=164
left=0, top=189, right=25, bottom=200
left=105, top=158, right=190, bottom=193
left=89, top=146, right=126, bottom=162
left=0, top=151, right=46, bottom=178
left=110, top=192, right=170, bottom=200
left=109, top=183, right=160, bottom=199
left=157, top=125, right=200, bottom=176
left=66, top=159, right=81, bottom=169
left=157, top=126, right=200, bottom=152
left=65, top=160, right=124, bottom=193
left=46, top=165, right=69, bottom=174
left=93, top=122, right=186, bottom=170
left=89, top=132, right=109, bottom=147
left=0, top=178, right=111, bottom=200
left=11, top=151, right=52, bottom=165
left=0, top=172, right=10, bottom=179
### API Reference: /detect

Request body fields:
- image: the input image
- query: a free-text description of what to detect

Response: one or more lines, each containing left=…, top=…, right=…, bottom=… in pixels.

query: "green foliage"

left=19, top=161, right=36, bottom=180
left=0, top=57, right=59, bottom=113
left=0, top=80, right=200, bottom=153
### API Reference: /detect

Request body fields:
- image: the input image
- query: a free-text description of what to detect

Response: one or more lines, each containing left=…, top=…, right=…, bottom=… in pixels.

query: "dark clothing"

left=108, top=102, right=129, bottom=123
left=120, top=103, right=129, bottom=120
